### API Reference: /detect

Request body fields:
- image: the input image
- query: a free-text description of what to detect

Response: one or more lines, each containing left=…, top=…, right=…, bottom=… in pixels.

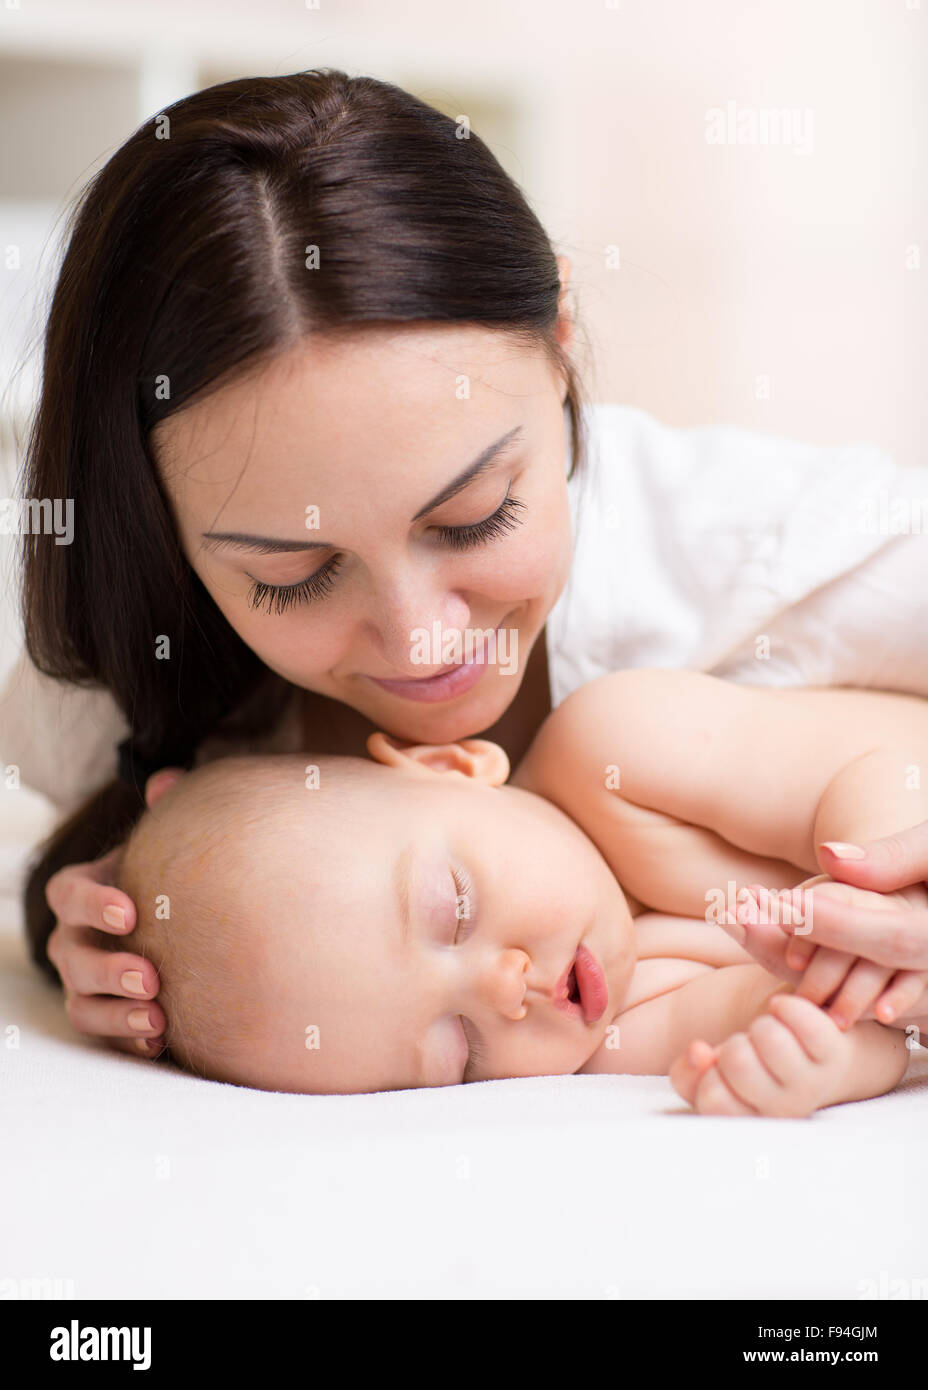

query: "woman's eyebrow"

left=409, top=423, right=524, bottom=520
left=199, top=424, right=525, bottom=556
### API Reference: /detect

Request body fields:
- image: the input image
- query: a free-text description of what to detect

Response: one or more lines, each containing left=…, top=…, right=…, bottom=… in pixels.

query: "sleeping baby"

left=100, top=669, right=928, bottom=1115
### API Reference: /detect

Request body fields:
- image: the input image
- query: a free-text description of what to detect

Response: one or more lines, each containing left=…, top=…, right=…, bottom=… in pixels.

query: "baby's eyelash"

left=451, top=864, right=483, bottom=1082
left=451, top=865, right=474, bottom=940
left=460, top=1020, right=486, bottom=1084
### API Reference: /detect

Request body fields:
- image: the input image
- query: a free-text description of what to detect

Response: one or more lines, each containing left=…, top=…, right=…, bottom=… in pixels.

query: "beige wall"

left=1, top=0, right=925, bottom=471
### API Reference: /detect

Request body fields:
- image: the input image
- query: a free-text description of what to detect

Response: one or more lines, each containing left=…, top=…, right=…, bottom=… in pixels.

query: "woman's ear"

left=143, top=767, right=186, bottom=809
left=366, top=732, right=509, bottom=787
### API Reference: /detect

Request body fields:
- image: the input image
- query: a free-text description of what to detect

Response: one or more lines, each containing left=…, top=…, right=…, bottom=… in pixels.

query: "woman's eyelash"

left=247, top=492, right=526, bottom=615
left=247, top=556, right=342, bottom=614
left=432, top=492, right=526, bottom=551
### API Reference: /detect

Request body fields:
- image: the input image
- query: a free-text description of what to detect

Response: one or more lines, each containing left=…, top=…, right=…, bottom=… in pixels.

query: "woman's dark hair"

left=19, top=68, right=588, bottom=980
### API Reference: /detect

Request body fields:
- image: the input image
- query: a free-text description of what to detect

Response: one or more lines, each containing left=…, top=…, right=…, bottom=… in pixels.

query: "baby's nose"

left=480, top=948, right=529, bottom=1021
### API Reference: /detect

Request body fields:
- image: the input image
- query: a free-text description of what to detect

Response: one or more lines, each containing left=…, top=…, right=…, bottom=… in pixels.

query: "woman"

left=4, top=70, right=927, bottom=1060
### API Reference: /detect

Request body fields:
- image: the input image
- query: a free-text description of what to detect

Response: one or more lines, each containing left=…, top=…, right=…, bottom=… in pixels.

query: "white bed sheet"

left=2, top=789, right=927, bottom=1301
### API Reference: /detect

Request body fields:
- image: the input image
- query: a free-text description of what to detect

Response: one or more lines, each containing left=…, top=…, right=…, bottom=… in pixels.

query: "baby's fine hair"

left=99, top=753, right=369, bottom=1084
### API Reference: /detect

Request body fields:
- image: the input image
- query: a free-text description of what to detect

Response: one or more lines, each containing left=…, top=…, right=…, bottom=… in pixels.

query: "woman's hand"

left=45, top=844, right=165, bottom=1057
left=805, top=825, right=928, bottom=969
left=720, top=878, right=928, bottom=1031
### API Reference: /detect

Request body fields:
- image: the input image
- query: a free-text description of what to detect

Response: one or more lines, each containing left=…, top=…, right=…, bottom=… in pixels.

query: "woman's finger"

left=872, top=971, right=928, bottom=1025
left=110, top=1036, right=167, bottom=1059
left=50, top=934, right=160, bottom=1001
left=824, top=959, right=894, bottom=1030
left=819, top=825, right=928, bottom=893
left=777, top=892, right=928, bottom=970
left=793, top=945, right=856, bottom=1008
left=63, top=990, right=166, bottom=1041
left=46, top=860, right=136, bottom=935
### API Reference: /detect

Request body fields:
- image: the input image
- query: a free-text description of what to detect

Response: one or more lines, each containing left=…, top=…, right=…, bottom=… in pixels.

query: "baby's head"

left=105, top=734, right=636, bottom=1094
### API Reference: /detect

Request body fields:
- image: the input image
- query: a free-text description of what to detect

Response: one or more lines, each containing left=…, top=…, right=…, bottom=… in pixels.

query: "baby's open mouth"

left=553, top=945, right=609, bottom=1024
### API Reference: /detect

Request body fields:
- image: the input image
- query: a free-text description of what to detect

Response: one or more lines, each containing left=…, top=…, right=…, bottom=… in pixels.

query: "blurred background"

left=0, top=0, right=926, bottom=693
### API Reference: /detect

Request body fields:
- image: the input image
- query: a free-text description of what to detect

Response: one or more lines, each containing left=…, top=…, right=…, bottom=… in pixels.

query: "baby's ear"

left=143, top=767, right=186, bottom=809
left=366, top=732, right=509, bottom=787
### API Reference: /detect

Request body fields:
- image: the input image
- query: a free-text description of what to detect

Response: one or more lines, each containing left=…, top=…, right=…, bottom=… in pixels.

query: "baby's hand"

left=669, top=992, right=854, bottom=1118
left=723, top=879, right=928, bottom=1032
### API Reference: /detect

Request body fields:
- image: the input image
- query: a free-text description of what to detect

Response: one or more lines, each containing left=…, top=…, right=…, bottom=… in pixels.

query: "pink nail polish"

left=819, top=841, right=866, bottom=860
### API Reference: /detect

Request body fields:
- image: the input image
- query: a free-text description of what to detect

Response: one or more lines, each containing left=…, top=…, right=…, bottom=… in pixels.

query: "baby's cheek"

left=491, top=1022, right=587, bottom=1080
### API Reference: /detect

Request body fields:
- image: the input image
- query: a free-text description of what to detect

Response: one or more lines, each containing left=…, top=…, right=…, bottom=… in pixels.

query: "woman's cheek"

left=250, top=614, right=349, bottom=685
left=474, top=511, right=569, bottom=602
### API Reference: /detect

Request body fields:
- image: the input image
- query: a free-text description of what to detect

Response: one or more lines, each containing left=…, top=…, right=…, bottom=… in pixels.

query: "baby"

left=101, top=669, right=928, bottom=1115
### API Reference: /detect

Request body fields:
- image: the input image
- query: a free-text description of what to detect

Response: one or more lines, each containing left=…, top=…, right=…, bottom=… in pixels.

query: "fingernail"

left=128, top=1009, right=152, bottom=1031
left=819, top=841, right=866, bottom=860
left=103, top=905, right=126, bottom=929
left=135, top=1038, right=153, bottom=1054
left=120, top=971, right=146, bottom=995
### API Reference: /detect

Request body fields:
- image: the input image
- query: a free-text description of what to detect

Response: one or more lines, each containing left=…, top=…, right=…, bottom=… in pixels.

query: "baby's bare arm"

left=515, top=669, right=928, bottom=906
left=813, top=747, right=928, bottom=873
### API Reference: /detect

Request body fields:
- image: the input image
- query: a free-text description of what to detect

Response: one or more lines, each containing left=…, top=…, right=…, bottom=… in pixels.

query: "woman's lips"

left=552, top=944, right=608, bottom=1024
left=365, top=632, right=496, bottom=704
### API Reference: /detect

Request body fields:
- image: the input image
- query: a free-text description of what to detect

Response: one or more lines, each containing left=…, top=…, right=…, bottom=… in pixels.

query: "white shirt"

left=3, top=402, right=927, bottom=815
left=547, top=402, right=928, bottom=705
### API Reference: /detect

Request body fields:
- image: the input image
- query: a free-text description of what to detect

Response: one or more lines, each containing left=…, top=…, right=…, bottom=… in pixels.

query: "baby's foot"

left=730, top=878, right=928, bottom=1029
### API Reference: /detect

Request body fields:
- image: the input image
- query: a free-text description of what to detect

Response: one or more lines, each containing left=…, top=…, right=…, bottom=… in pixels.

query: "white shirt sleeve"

left=711, top=531, right=928, bottom=693
left=0, top=648, right=129, bottom=816
left=547, top=402, right=928, bottom=703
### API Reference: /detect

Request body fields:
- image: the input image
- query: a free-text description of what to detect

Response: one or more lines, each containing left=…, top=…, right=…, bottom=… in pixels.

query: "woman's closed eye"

left=245, top=490, right=527, bottom=615
left=431, top=490, right=525, bottom=552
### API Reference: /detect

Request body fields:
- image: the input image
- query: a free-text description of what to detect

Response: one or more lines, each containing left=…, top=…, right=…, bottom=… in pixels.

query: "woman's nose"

left=478, top=948, right=530, bottom=1022
left=365, top=574, right=471, bottom=673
